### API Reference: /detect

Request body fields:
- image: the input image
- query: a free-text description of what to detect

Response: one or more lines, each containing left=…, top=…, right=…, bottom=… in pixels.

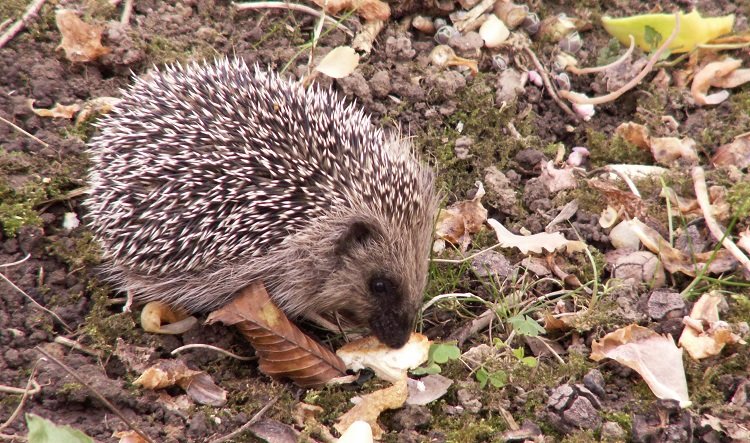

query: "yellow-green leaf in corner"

left=601, top=10, right=734, bottom=53
left=26, top=414, right=94, bottom=443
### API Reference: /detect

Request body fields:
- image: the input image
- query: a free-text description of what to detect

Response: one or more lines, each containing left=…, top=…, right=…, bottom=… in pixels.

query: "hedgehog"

left=84, top=57, right=439, bottom=348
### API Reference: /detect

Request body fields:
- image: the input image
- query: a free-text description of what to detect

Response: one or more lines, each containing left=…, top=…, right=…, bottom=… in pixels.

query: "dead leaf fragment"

left=140, top=301, right=197, bottom=334
left=539, top=160, right=577, bottom=192
left=691, top=58, right=750, bottom=106
left=712, top=132, right=750, bottom=169
left=434, top=182, right=488, bottom=251
left=335, top=377, right=408, bottom=439
left=679, top=292, right=746, bottom=360
left=207, top=282, right=346, bottom=387
left=134, top=359, right=227, bottom=406
left=337, top=333, right=430, bottom=383
left=615, top=122, right=651, bottom=150
left=487, top=218, right=572, bottom=255
left=591, top=324, right=691, bottom=407
left=310, top=0, right=390, bottom=21
left=649, top=137, right=699, bottom=165
left=55, top=9, right=110, bottom=62
left=315, top=46, right=359, bottom=79
left=76, top=96, right=122, bottom=124
left=114, top=430, right=149, bottom=443
left=29, top=100, right=80, bottom=119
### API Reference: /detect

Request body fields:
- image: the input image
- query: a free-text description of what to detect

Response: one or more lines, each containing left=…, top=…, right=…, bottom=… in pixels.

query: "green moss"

left=727, top=181, right=750, bottom=218
left=0, top=200, right=42, bottom=236
left=585, top=129, right=652, bottom=167
left=47, top=231, right=102, bottom=270
left=82, top=282, right=138, bottom=351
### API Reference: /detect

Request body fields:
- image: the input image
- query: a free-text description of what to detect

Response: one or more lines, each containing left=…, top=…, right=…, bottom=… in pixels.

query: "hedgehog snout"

left=369, top=308, right=415, bottom=349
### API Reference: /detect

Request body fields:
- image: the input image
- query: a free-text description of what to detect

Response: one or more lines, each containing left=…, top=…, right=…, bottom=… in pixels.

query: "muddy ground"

left=1, top=0, right=749, bottom=442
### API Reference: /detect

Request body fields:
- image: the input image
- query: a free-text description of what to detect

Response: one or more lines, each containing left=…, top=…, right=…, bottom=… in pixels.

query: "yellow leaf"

left=602, top=10, right=734, bottom=53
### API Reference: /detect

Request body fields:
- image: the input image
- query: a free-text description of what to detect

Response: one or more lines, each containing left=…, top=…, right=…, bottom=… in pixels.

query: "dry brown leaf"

left=660, top=185, right=730, bottom=221
left=28, top=100, right=80, bottom=118
left=309, top=0, right=390, bottom=21
left=591, top=324, right=691, bottom=407
left=207, top=282, right=346, bottom=387
left=691, top=58, right=750, bottom=106
left=337, top=333, right=430, bottom=383
left=114, top=430, right=149, bottom=443
left=76, top=96, right=122, bottom=124
left=55, top=9, right=110, bottom=62
left=134, top=359, right=227, bottom=406
left=712, top=132, right=750, bottom=169
left=335, top=377, right=408, bottom=439
left=615, top=122, right=651, bottom=150
left=679, top=292, right=746, bottom=360
left=650, top=136, right=699, bottom=165
left=588, top=178, right=646, bottom=219
left=628, top=218, right=738, bottom=276
left=315, top=46, right=359, bottom=79
left=434, top=183, right=488, bottom=251
left=539, top=160, right=577, bottom=192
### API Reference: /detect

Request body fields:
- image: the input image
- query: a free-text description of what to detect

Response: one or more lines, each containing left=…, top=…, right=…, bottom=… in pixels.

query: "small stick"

left=560, top=12, right=680, bottom=106
left=692, top=166, right=750, bottom=273
left=0, top=115, right=49, bottom=148
left=522, top=47, right=578, bottom=120
left=120, top=0, right=134, bottom=26
left=54, top=336, right=103, bottom=358
left=235, top=1, right=352, bottom=36
left=207, top=395, right=281, bottom=443
left=171, top=344, right=255, bottom=361
left=568, top=35, right=635, bottom=75
left=35, top=347, right=156, bottom=443
left=0, top=0, right=48, bottom=50
left=0, top=18, right=12, bottom=34
left=0, top=359, right=42, bottom=433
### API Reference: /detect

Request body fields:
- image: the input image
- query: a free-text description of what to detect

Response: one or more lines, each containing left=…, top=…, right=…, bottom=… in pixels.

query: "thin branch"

left=0, top=115, right=49, bottom=148
left=120, top=0, right=134, bottom=26
left=560, top=12, right=680, bottom=105
left=568, top=35, right=635, bottom=75
left=35, top=347, right=156, bottom=443
left=0, top=359, right=42, bottom=433
left=0, top=0, right=48, bottom=50
left=523, top=47, right=579, bottom=120
left=171, top=344, right=255, bottom=361
left=692, top=166, right=750, bottom=273
left=207, top=395, right=281, bottom=443
left=234, top=1, right=352, bottom=36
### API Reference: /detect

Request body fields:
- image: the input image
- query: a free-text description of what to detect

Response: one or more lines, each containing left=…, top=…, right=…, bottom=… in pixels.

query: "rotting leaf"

left=588, top=178, right=647, bottom=219
left=28, top=100, right=80, bottom=119
left=539, top=160, right=577, bottom=192
left=712, top=132, right=750, bottom=169
left=315, top=46, right=359, bottom=79
left=207, top=282, right=346, bottom=387
left=55, top=9, right=110, bottom=63
left=615, top=122, right=651, bottom=150
left=649, top=136, right=698, bottom=165
left=591, top=324, right=691, bottom=408
left=679, top=292, right=746, bottom=360
left=601, top=10, right=734, bottom=53
left=434, top=182, right=488, bottom=252
left=134, top=359, right=227, bottom=406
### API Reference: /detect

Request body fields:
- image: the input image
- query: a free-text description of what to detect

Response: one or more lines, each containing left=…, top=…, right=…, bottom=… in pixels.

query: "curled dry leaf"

left=661, top=185, right=730, bottom=221
left=114, top=430, right=149, bottom=443
left=615, top=122, right=651, bottom=150
left=691, top=58, right=750, bottom=106
left=207, top=281, right=347, bottom=387
left=487, top=218, right=583, bottom=255
left=55, top=9, right=110, bottom=63
left=587, top=178, right=647, bottom=219
left=434, top=182, right=488, bottom=251
left=336, top=333, right=430, bottom=383
left=310, top=0, right=390, bottom=21
left=335, top=377, right=408, bottom=439
left=140, top=301, right=197, bottom=334
left=649, top=136, right=698, bottom=165
left=29, top=100, right=80, bottom=119
left=679, top=292, right=746, bottom=360
left=627, top=218, right=738, bottom=276
left=591, top=324, right=691, bottom=408
left=315, top=46, right=359, bottom=79
left=712, top=132, right=750, bottom=169
left=134, top=359, right=227, bottom=406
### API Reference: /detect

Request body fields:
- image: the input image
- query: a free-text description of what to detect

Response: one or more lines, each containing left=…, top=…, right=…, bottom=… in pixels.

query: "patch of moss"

left=424, top=400, right=507, bottom=443
left=727, top=180, right=750, bottom=218
left=0, top=200, right=42, bottom=236
left=82, top=281, right=138, bottom=351
left=47, top=231, right=102, bottom=271
left=585, top=128, right=652, bottom=167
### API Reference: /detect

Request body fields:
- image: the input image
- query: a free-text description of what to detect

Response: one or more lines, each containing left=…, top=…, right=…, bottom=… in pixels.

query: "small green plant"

left=475, top=366, right=507, bottom=388
left=510, top=346, right=538, bottom=368
left=411, top=342, right=461, bottom=375
left=507, top=314, right=545, bottom=337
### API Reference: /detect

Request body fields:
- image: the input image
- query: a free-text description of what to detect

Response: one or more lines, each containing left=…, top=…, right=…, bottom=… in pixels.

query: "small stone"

left=547, top=384, right=575, bottom=411
left=471, top=251, right=511, bottom=278
left=454, top=136, right=473, bottom=159
left=647, top=289, right=685, bottom=320
left=601, top=421, right=626, bottom=441
left=561, top=396, right=602, bottom=429
left=457, top=388, right=482, bottom=413
left=583, top=369, right=606, bottom=398
left=391, top=405, right=431, bottom=431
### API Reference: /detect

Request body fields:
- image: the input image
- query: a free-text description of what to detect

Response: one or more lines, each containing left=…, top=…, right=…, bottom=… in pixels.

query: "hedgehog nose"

left=370, top=311, right=413, bottom=349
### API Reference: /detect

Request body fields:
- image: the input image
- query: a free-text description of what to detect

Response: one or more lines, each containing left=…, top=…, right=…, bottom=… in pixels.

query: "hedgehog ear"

left=334, top=220, right=381, bottom=256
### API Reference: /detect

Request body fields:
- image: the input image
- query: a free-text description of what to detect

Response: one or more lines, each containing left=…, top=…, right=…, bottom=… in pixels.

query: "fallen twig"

left=171, top=344, right=256, bottom=361
left=207, top=395, right=281, bottom=443
left=0, top=0, right=48, bottom=50
left=522, top=47, right=579, bottom=120
left=692, top=166, right=750, bottom=273
left=560, top=12, right=680, bottom=105
left=0, top=115, right=49, bottom=148
left=35, top=346, right=156, bottom=443
left=54, top=336, right=103, bottom=358
left=0, top=359, right=42, bottom=434
left=235, top=1, right=352, bottom=36
left=120, top=0, right=134, bottom=26
left=568, top=35, right=635, bottom=75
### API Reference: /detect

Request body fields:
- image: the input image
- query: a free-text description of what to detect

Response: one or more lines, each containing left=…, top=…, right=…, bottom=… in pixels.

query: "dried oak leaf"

left=712, top=133, right=750, bottom=169
left=134, top=359, right=227, bottom=406
left=28, top=100, right=80, bottom=119
left=207, top=282, right=346, bottom=387
left=679, top=292, right=746, bottom=360
left=615, top=122, right=651, bottom=150
left=309, top=0, right=389, bottom=21
left=591, top=324, right=691, bottom=407
left=587, top=178, right=646, bottom=219
left=434, top=182, right=488, bottom=251
left=55, top=9, right=110, bottom=62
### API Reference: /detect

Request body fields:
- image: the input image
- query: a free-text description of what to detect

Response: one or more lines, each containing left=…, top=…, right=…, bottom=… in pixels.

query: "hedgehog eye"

left=369, top=277, right=392, bottom=297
